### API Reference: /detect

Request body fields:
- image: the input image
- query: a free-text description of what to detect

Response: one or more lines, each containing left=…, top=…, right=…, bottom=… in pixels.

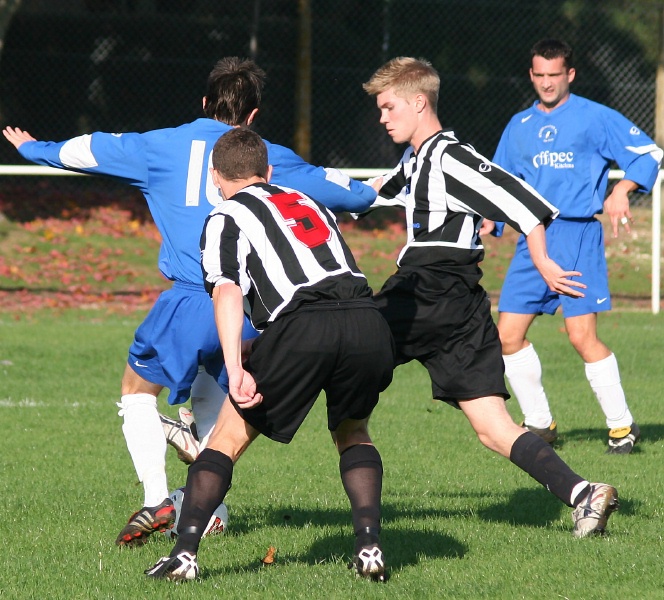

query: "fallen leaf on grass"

left=261, top=546, right=276, bottom=565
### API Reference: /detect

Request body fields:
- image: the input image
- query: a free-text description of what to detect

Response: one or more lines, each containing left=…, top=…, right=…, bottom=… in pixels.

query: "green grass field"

left=0, top=199, right=663, bottom=598
left=1, top=310, right=663, bottom=599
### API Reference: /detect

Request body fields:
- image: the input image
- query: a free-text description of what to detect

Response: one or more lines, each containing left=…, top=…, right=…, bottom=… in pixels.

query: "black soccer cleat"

left=521, top=419, right=558, bottom=444
left=145, top=551, right=199, bottom=581
left=115, top=498, right=176, bottom=547
left=606, top=422, right=640, bottom=455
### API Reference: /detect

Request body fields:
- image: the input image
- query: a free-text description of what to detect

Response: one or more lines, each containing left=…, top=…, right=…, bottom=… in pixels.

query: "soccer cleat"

left=178, top=406, right=199, bottom=440
left=115, top=498, right=176, bottom=547
left=606, top=422, right=640, bottom=455
left=145, top=551, right=199, bottom=581
left=349, top=544, right=387, bottom=582
left=521, top=420, right=558, bottom=444
left=572, top=483, right=619, bottom=538
left=160, top=411, right=200, bottom=464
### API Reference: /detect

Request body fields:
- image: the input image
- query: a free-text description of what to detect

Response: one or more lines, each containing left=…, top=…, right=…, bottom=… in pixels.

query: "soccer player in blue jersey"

left=490, top=39, right=662, bottom=453
left=2, top=57, right=376, bottom=546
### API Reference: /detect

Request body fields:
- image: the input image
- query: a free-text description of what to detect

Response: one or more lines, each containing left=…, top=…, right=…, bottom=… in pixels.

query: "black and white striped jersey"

left=201, top=182, right=371, bottom=330
left=372, top=130, right=559, bottom=268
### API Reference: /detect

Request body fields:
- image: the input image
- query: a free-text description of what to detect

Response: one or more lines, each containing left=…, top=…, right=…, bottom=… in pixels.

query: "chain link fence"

left=0, top=0, right=662, bottom=173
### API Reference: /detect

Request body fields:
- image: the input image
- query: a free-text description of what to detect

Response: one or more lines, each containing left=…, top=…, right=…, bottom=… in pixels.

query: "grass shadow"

left=201, top=527, right=466, bottom=580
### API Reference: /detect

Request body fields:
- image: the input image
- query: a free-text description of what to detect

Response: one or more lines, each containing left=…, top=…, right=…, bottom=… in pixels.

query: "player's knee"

left=567, top=329, right=600, bottom=355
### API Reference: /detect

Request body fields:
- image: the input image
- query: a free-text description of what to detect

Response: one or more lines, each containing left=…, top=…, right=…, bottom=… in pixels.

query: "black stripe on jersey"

left=413, top=142, right=433, bottom=236
left=318, top=206, right=362, bottom=274
left=200, top=213, right=214, bottom=296
left=380, top=163, right=408, bottom=199
left=218, top=214, right=242, bottom=281
left=244, top=244, right=285, bottom=324
left=444, top=144, right=554, bottom=227
left=233, top=189, right=309, bottom=286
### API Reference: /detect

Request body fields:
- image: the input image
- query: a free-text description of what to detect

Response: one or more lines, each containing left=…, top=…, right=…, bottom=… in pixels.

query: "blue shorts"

left=498, top=218, right=610, bottom=318
left=127, top=281, right=259, bottom=405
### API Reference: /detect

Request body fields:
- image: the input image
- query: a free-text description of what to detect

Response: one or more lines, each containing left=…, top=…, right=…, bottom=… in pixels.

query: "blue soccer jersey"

left=494, top=94, right=662, bottom=317
left=17, top=118, right=376, bottom=403
left=493, top=94, right=661, bottom=218
left=18, top=118, right=376, bottom=285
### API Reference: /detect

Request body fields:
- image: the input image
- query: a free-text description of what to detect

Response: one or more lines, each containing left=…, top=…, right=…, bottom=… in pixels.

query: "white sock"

left=503, top=344, right=553, bottom=429
left=585, top=353, right=633, bottom=430
left=117, top=393, right=168, bottom=507
left=190, top=369, right=226, bottom=449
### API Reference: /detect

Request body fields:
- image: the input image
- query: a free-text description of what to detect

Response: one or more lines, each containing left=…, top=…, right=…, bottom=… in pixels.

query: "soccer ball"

left=163, top=487, right=228, bottom=540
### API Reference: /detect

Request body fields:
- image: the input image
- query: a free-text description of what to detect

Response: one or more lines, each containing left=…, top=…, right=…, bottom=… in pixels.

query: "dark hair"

left=212, top=128, right=268, bottom=180
left=530, top=38, right=574, bottom=69
left=204, top=57, right=266, bottom=125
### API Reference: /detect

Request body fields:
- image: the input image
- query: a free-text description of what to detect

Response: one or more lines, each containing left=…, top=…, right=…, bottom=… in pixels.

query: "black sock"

left=339, top=444, right=383, bottom=552
left=172, top=448, right=234, bottom=556
left=509, top=432, right=585, bottom=507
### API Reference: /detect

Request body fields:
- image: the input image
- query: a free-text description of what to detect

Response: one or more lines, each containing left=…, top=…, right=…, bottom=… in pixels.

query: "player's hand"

left=2, top=126, right=36, bottom=149
left=479, top=218, right=496, bottom=236
left=227, top=365, right=263, bottom=408
left=604, top=180, right=636, bottom=237
left=536, top=257, right=586, bottom=298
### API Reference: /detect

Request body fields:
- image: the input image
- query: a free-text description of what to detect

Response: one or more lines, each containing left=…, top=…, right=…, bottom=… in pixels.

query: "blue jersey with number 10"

left=18, top=118, right=376, bottom=285
left=493, top=94, right=662, bottom=219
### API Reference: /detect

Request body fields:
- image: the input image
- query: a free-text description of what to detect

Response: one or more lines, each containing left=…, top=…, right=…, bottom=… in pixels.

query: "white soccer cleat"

left=144, top=551, right=199, bottom=581
left=572, top=483, right=619, bottom=538
left=159, top=411, right=200, bottom=464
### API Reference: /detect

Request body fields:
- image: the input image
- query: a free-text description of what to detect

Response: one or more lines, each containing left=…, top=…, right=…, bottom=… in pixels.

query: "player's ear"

left=202, top=96, right=207, bottom=110
left=246, top=108, right=259, bottom=126
left=265, top=164, right=273, bottom=183
left=210, top=167, right=222, bottom=189
left=567, top=67, right=576, bottom=83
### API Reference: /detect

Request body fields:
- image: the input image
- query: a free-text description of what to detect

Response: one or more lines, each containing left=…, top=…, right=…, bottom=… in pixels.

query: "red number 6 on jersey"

left=268, top=192, right=332, bottom=248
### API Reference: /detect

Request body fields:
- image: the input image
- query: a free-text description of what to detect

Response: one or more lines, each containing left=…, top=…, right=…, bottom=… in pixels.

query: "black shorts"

left=231, top=299, right=395, bottom=443
left=373, top=265, right=509, bottom=405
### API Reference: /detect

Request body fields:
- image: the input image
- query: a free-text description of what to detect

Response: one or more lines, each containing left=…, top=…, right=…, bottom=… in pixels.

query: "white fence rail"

left=1, top=165, right=662, bottom=314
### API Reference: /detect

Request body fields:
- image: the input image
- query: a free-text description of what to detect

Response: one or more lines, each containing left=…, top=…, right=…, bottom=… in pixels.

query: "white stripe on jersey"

left=626, top=143, right=664, bottom=164
left=60, top=135, right=98, bottom=169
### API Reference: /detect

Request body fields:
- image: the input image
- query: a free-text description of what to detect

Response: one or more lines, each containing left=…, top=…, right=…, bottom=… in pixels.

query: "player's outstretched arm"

left=2, top=126, right=36, bottom=149
left=212, top=282, right=263, bottom=408
left=526, top=224, right=586, bottom=298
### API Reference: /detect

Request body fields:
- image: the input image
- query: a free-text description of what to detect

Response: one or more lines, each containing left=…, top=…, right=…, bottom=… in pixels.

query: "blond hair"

left=363, top=57, right=439, bottom=108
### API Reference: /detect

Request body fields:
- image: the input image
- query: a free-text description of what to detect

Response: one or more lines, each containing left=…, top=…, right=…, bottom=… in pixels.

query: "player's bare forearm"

left=2, top=126, right=36, bottom=149
left=212, top=282, right=263, bottom=408
left=604, top=179, right=638, bottom=237
left=525, top=224, right=586, bottom=298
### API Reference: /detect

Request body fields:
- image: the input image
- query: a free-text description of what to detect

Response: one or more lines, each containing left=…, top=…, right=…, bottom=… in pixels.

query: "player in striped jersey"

left=145, top=128, right=394, bottom=582
left=362, top=56, right=619, bottom=537
left=491, top=39, right=662, bottom=454
left=2, top=57, right=377, bottom=548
